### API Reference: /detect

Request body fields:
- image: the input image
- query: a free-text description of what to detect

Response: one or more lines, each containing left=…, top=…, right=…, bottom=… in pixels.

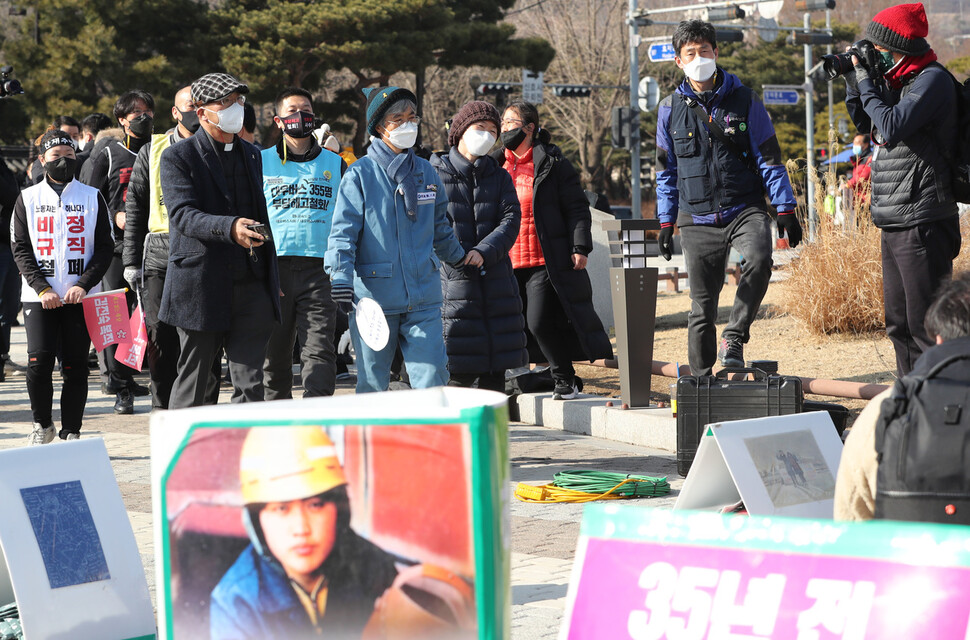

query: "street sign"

left=648, top=43, right=676, bottom=63
left=763, top=89, right=800, bottom=105
left=522, top=69, right=543, bottom=104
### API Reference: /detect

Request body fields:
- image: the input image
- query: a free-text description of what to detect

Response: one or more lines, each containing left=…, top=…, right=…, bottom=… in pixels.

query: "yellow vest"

left=148, top=133, right=174, bottom=233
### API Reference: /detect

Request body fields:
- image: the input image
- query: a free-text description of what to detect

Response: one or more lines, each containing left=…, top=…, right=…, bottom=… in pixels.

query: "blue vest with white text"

left=261, top=147, right=341, bottom=258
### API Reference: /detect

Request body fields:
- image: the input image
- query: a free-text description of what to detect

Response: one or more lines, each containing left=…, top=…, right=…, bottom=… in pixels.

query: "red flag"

left=115, top=303, right=148, bottom=371
left=81, top=288, right=132, bottom=352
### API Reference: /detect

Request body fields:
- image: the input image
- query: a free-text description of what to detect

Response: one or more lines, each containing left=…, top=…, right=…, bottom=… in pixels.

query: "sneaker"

left=114, top=389, right=134, bottom=415
left=553, top=378, right=579, bottom=400
left=64, top=433, right=80, bottom=441
left=718, top=338, right=744, bottom=368
left=27, top=423, right=56, bottom=446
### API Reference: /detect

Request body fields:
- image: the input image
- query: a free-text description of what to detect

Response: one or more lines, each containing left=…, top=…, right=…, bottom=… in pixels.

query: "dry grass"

left=781, top=158, right=886, bottom=335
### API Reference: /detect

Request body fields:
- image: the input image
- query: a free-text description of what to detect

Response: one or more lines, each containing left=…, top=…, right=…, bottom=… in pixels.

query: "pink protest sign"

left=115, top=304, right=147, bottom=371
left=563, top=506, right=970, bottom=640
left=81, top=289, right=132, bottom=352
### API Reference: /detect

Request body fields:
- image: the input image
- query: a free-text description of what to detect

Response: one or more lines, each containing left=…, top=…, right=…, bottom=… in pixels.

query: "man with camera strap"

left=842, top=2, right=961, bottom=377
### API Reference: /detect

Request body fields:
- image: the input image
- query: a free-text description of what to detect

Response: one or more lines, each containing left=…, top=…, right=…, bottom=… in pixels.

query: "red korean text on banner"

left=81, top=289, right=133, bottom=352
left=115, top=304, right=148, bottom=371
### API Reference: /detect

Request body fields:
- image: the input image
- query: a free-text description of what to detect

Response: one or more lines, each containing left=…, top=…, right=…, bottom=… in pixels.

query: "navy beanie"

left=363, top=86, right=418, bottom=137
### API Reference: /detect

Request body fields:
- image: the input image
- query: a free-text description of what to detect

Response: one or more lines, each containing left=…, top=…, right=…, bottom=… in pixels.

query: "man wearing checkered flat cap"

left=844, top=2, right=961, bottom=376
left=159, top=72, right=281, bottom=408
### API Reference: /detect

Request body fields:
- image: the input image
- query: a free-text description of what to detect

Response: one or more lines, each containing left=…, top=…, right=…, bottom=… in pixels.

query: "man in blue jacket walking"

left=325, top=87, right=467, bottom=393
left=656, top=19, right=802, bottom=376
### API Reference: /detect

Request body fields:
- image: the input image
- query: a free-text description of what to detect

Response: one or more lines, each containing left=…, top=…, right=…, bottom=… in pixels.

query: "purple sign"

left=567, top=538, right=970, bottom=639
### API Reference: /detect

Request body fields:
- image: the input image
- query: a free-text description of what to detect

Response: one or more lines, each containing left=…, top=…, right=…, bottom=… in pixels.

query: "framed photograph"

left=152, top=388, right=509, bottom=640
left=0, top=439, right=155, bottom=640
left=675, top=412, right=843, bottom=518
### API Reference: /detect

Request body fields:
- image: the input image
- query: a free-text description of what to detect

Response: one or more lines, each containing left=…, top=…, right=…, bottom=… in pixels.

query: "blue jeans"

left=0, top=245, right=21, bottom=356
left=351, top=306, right=449, bottom=393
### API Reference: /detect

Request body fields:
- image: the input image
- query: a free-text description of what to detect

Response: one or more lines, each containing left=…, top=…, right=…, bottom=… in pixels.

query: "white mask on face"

left=77, top=139, right=87, bottom=152
left=462, top=129, right=496, bottom=157
left=681, top=55, right=717, bottom=83
left=385, top=120, right=418, bottom=149
left=206, top=102, right=244, bottom=135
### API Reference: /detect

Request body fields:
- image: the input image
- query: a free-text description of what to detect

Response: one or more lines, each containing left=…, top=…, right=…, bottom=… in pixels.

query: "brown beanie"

left=447, top=101, right=500, bottom=148
left=865, top=3, right=931, bottom=56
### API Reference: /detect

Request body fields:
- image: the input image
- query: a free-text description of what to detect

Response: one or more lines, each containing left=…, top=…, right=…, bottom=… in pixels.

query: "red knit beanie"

left=448, top=101, right=500, bottom=148
left=865, top=2, right=931, bottom=56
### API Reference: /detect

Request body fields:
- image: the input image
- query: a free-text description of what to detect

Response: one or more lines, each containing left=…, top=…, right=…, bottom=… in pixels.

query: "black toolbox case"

left=676, top=368, right=803, bottom=476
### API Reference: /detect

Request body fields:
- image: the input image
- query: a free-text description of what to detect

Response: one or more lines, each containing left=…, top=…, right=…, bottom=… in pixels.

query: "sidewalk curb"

left=512, top=393, right=676, bottom=451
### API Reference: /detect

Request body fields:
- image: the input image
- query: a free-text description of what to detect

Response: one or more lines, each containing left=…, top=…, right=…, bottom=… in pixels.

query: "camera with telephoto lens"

left=822, top=40, right=881, bottom=80
left=0, top=66, right=24, bottom=99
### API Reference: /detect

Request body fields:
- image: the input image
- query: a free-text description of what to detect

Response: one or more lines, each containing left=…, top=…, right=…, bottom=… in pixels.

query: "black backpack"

left=934, top=63, right=970, bottom=204
left=874, top=353, right=970, bottom=524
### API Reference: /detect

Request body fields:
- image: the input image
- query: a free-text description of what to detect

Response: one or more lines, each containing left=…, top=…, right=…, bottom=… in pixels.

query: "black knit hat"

left=447, top=101, right=500, bottom=147
left=865, top=2, right=931, bottom=56
left=363, top=86, right=418, bottom=137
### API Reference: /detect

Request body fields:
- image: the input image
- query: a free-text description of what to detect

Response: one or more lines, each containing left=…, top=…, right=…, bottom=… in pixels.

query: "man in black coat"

left=845, top=2, right=961, bottom=376
left=159, top=73, right=281, bottom=408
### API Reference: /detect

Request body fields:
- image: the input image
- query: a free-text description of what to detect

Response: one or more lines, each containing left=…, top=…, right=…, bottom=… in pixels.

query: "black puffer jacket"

left=847, top=62, right=958, bottom=229
left=431, top=147, right=527, bottom=375
left=493, top=136, right=614, bottom=362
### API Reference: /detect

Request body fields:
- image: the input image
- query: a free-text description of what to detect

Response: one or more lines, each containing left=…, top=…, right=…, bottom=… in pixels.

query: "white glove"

left=123, top=267, right=143, bottom=289
left=313, top=123, right=341, bottom=153
left=337, top=330, right=352, bottom=355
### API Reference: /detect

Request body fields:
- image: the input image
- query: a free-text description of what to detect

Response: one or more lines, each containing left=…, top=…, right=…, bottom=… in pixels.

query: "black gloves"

left=331, top=285, right=355, bottom=315
left=658, top=226, right=674, bottom=261
left=777, top=213, right=803, bottom=248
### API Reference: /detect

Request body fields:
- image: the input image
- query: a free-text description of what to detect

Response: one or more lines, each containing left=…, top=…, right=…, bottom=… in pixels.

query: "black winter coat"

left=431, top=148, right=528, bottom=375
left=493, top=139, right=613, bottom=362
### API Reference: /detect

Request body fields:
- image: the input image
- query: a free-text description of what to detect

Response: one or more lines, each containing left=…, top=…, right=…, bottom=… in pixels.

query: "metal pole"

left=630, top=0, right=642, bottom=218
left=804, top=12, right=816, bottom=241
left=826, top=9, right=834, bottom=141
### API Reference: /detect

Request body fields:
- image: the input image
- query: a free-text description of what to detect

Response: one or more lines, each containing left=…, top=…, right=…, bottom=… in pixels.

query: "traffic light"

left=612, top=107, right=633, bottom=149
left=715, top=29, right=745, bottom=43
left=795, top=0, right=836, bottom=10
left=477, top=82, right=516, bottom=95
left=787, top=31, right=834, bottom=45
left=553, top=85, right=592, bottom=98
left=640, top=156, right=655, bottom=189
left=708, top=5, right=745, bottom=21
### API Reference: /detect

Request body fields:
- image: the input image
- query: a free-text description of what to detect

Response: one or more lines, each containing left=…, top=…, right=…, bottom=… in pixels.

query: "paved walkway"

left=0, top=321, right=682, bottom=638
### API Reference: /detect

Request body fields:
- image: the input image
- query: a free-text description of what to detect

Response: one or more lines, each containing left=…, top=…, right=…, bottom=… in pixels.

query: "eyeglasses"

left=127, top=109, right=154, bottom=118
left=501, top=117, right=525, bottom=127
left=385, top=116, right=421, bottom=128
left=208, top=94, right=246, bottom=109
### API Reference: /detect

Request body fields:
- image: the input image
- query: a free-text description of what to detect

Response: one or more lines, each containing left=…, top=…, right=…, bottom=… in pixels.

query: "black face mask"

left=278, top=111, right=316, bottom=139
left=501, top=127, right=528, bottom=151
left=178, top=108, right=201, bottom=134
left=45, top=156, right=77, bottom=183
left=128, top=113, right=154, bottom=138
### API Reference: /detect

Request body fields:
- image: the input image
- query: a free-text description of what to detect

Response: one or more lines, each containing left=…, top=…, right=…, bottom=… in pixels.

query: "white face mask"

left=681, top=55, right=716, bottom=83
left=462, top=129, right=496, bottom=157
left=385, top=120, right=418, bottom=149
left=206, top=102, right=245, bottom=135
left=77, top=139, right=87, bottom=152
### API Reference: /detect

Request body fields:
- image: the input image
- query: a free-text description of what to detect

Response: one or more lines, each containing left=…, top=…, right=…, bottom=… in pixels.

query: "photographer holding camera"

left=842, top=2, right=961, bottom=377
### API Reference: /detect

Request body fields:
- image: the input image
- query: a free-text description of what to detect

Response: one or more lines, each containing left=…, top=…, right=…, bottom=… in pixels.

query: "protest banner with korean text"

left=81, top=288, right=131, bottom=352
left=562, top=506, right=970, bottom=639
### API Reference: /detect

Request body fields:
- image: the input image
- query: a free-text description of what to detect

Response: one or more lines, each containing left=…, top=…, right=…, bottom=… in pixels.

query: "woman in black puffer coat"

left=431, top=101, right=527, bottom=392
